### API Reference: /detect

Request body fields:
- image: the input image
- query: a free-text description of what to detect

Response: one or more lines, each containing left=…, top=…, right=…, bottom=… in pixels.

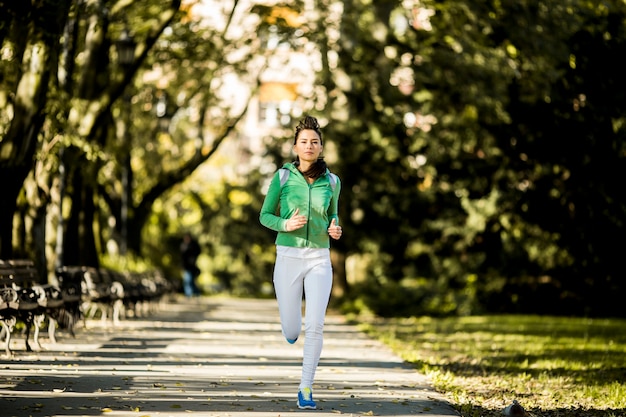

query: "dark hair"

left=293, top=115, right=327, bottom=179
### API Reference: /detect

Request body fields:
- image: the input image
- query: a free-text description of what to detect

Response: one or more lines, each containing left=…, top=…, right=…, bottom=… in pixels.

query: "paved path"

left=1, top=296, right=460, bottom=417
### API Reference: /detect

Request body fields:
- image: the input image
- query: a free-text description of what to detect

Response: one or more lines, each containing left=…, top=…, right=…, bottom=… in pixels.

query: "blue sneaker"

left=297, top=387, right=316, bottom=410
left=286, top=337, right=298, bottom=344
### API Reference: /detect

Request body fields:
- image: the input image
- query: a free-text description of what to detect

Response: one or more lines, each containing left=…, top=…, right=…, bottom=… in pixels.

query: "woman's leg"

left=300, top=256, right=333, bottom=389
left=273, top=254, right=305, bottom=342
left=182, top=269, right=194, bottom=297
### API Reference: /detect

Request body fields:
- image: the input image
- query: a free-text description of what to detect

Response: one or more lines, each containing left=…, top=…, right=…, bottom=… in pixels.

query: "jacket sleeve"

left=259, top=171, right=287, bottom=232
left=327, top=175, right=341, bottom=225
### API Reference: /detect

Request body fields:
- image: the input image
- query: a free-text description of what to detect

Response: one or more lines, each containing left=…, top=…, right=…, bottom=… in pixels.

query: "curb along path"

left=1, top=296, right=460, bottom=417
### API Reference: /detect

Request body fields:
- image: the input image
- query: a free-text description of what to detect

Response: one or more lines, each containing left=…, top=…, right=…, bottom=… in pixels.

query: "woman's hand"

left=285, top=208, right=307, bottom=231
left=328, top=218, right=342, bottom=240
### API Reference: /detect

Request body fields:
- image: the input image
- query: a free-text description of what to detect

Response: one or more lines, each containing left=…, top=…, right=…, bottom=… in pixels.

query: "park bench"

left=53, top=265, right=90, bottom=336
left=95, top=269, right=173, bottom=321
left=56, top=265, right=174, bottom=326
left=0, top=259, right=66, bottom=356
left=1, top=261, right=175, bottom=357
left=129, top=270, right=175, bottom=316
left=55, top=266, right=124, bottom=325
left=0, top=261, right=20, bottom=356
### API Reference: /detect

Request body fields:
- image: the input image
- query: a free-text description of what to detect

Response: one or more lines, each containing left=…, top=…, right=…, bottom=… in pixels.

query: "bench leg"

left=23, top=315, right=34, bottom=352
left=2, top=317, right=16, bottom=357
left=112, top=299, right=123, bottom=326
left=33, top=313, right=45, bottom=350
left=48, top=317, right=58, bottom=344
left=82, top=301, right=100, bottom=323
left=100, top=304, right=108, bottom=322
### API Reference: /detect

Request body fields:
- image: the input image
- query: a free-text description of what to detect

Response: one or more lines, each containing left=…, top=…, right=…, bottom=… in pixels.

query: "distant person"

left=180, top=233, right=201, bottom=297
left=259, top=115, right=342, bottom=409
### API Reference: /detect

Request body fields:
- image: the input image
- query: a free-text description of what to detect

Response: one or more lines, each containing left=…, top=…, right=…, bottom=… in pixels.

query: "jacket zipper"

left=306, top=181, right=312, bottom=246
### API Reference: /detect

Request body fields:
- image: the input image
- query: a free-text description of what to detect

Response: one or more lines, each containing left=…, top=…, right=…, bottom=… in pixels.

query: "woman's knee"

left=283, top=323, right=301, bottom=340
left=304, top=319, right=324, bottom=336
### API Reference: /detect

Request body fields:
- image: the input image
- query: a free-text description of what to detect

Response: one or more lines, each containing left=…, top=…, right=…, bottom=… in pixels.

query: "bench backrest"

left=0, top=259, right=40, bottom=288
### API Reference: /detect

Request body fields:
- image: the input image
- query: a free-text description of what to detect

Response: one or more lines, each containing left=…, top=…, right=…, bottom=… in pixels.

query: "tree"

left=1, top=0, right=286, bottom=276
left=0, top=0, right=72, bottom=262
left=312, top=0, right=626, bottom=316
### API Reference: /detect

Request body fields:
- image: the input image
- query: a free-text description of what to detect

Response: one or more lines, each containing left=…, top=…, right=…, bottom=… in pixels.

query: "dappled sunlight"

left=1, top=297, right=457, bottom=416
left=361, top=314, right=626, bottom=416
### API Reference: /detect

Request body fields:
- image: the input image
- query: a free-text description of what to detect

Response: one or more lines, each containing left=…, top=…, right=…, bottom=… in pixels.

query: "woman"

left=259, top=115, right=342, bottom=410
left=180, top=233, right=201, bottom=297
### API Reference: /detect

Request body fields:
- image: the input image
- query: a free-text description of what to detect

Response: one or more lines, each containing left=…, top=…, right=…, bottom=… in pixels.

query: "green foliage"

left=317, top=0, right=626, bottom=317
left=340, top=258, right=482, bottom=317
left=143, top=162, right=278, bottom=297
left=100, top=251, right=159, bottom=276
left=359, top=314, right=626, bottom=416
left=3, top=0, right=626, bottom=319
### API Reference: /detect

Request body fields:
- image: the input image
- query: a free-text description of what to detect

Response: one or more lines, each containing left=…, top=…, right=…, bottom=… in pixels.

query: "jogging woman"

left=259, top=115, right=342, bottom=409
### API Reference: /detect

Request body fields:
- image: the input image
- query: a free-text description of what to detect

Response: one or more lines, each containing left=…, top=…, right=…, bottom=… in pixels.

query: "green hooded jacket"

left=259, top=162, right=341, bottom=248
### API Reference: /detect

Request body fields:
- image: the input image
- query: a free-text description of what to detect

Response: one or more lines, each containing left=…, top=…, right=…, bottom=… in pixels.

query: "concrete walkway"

left=1, top=296, right=460, bottom=417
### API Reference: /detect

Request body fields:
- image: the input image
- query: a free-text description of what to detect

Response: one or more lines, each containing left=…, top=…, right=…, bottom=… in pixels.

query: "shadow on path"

left=1, top=296, right=459, bottom=417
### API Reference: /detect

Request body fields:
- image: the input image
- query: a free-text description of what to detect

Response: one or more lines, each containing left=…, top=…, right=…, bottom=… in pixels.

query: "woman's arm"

left=327, top=175, right=341, bottom=225
left=259, top=172, right=287, bottom=232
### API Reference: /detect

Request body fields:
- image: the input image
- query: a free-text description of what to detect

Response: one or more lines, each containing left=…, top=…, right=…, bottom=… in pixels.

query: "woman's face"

left=294, top=129, right=323, bottom=164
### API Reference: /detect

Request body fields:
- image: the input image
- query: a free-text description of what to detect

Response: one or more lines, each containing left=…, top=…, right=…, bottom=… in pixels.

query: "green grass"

left=355, top=314, right=626, bottom=417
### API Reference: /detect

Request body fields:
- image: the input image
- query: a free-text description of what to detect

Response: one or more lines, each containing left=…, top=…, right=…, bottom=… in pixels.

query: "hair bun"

left=299, top=115, right=320, bottom=130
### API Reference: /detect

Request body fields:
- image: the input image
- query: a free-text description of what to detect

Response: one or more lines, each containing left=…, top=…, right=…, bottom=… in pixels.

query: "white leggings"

left=273, top=246, right=333, bottom=389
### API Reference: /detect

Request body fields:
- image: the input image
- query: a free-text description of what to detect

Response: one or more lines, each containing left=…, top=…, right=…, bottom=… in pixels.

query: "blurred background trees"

left=1, top=0, right=625, bottom=318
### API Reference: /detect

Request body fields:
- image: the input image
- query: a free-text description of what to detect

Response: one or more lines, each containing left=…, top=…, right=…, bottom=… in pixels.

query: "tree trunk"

left=63, top=163, right=99, bottom=268
left=32, top=202, right=48, bottom=284
left=0, top=1, right=71, bottom=260
left=0, top=167, right=30, bottom=259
